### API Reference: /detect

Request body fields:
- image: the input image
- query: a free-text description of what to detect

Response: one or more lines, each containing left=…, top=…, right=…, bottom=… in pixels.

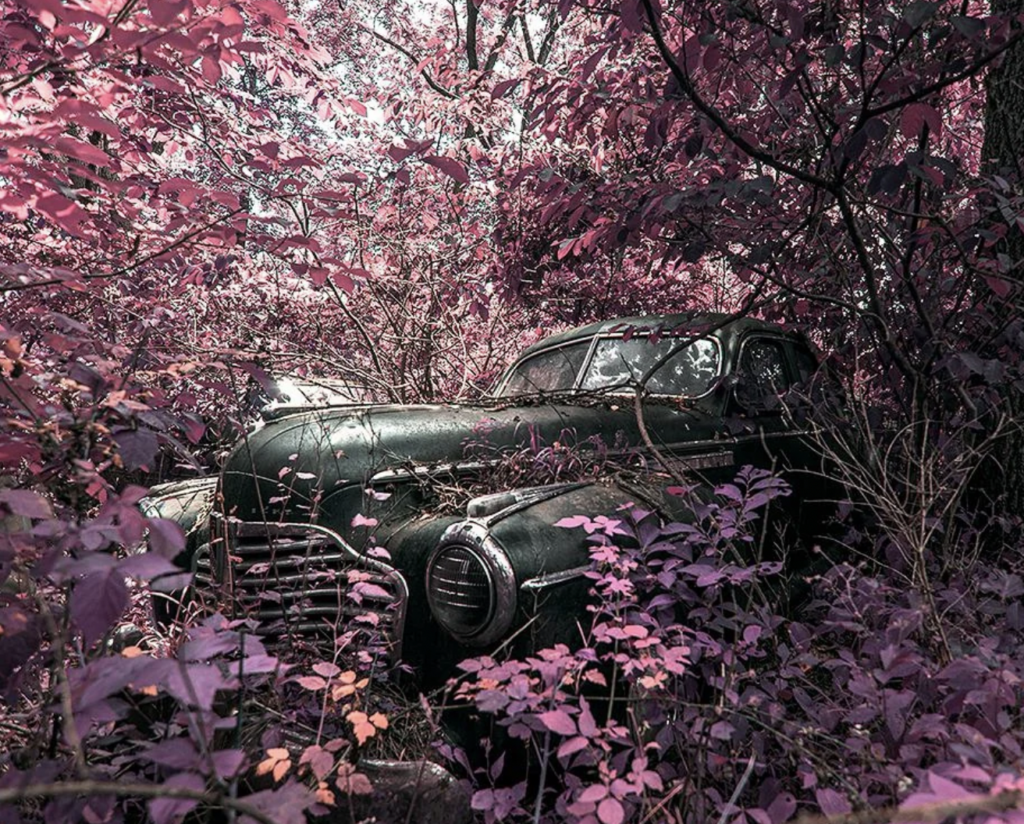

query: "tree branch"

left=0, top=208, right=245, bottom=293
left=360, top=24, right=457, bottom=99
left=640, top=0, right=835, bottom=192
left=466, top=0, right=479, bottom=71
left=863, top=29, right=1024, bottom=121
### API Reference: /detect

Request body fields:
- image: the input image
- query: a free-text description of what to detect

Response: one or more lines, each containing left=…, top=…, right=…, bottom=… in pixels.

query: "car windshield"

left=499, top=342, right=590, bottom=396
left=499, top=335, right=721, bottom=398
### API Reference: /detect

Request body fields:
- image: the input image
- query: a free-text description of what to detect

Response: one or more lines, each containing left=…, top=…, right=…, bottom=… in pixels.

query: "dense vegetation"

left=1, top=0, right=1023, bottom=821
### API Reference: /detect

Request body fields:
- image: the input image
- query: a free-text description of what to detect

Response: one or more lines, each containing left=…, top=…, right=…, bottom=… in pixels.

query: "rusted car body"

left=142, top=314, right=827, bottom=689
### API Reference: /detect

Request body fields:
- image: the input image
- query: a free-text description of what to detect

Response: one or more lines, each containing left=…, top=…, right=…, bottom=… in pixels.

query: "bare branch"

left=359, top=24, right=457, bottom=99
left=0, top=207, right=245, bottom=293
left=639, top=0, right=835, bottom=192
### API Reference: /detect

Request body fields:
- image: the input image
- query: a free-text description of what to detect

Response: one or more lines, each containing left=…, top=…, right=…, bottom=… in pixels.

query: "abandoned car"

left=142, top=314, right=830, bottom=688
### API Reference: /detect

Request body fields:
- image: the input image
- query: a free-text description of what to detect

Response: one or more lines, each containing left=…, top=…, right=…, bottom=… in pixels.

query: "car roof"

left=516, top=313, right=793, bottom=360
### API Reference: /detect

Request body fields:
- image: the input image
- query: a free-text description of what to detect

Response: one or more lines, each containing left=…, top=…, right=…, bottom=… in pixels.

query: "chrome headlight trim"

left=427, top=520, right=517, bottom=646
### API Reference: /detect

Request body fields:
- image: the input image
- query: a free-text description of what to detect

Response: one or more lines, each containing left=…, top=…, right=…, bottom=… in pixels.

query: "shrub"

left=454, top=468, right=1024, bottom=824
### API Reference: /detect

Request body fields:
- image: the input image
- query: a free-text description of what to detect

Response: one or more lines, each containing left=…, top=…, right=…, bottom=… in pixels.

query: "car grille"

left=196, top=517, right=408, bottom=663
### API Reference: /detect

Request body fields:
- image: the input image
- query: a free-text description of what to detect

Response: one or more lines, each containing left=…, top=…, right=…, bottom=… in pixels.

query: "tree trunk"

left=980, top=0, right=1024, bottom=521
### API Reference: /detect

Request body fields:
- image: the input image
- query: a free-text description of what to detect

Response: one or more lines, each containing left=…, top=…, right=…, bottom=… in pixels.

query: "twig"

left=0, top=208, right=245, bottom=293
left=715, top=751, right=757, bottom=824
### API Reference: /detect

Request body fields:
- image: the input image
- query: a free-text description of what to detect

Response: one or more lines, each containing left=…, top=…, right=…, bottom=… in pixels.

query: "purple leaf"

left=147, top=518, right=186, bottom=557
left=148, top=773, right=204, bottom=824
left=118, top=552, right=181, bottom=580
left=926, top=772, right=973, bottom=802
left=709, top=720, right=735, bottom=740
left=71, top=656, right=146, bottom=710
left=0, top=607, right=43, bottom=692
left=114, top=428, right=160, bottom=471
left=491, top=78, right=521, bottom=99
left=236, top=781, right=317, bottom=824
left=212, top=749, right=247, bottom=779
left=815, top=789, right=851, bottom=815
left=0, top=489, right=52, bottom=520
left=423, top=156, right=470, bottom=185
left=179, top=633, right=239, bottom=662
left=161, top=662, right=231, bottom=711
left=71, top=570, right=128, bottom=647
left=767, top=792, right=797, bottom=824
left=476, top=689, right=509, bottom=713
left=141, top=739, right=201, bottom=770
left=985, top=276, right=1013, bottom=298
left=232, top=654, right=280, bottom=675
left=899, top=103, right=942, bottom=138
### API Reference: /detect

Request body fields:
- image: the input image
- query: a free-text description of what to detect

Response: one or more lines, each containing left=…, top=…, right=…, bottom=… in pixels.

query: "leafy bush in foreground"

left=455, top=469, right=1024, bottom=824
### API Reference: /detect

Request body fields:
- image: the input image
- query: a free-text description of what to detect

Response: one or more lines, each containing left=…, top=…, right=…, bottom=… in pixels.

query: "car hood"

left=219, top=398, right=724, bottom=529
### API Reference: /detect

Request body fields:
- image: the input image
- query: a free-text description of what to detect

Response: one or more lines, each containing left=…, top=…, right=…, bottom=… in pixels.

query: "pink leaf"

left=353, top=582, right=391, bottom=600
left=251, top=0, right=287, bottom=21
left=37, top=194, right=89, bottom=235
left=201, top=54, right=222, bottom=84
left=557, top=736, right=590, bottom=759
left=555, top=515, right=590, bottom=529
left=538, top=709, right=577, bottom=736
left=579, top=784, right=608, bottom=803
left=423, top=156, right=470, bottom=184
left=148, top=0, right=187, bottom=26
left=331, top=270, right=354, bottom=292
left=313, top=662, right=341, bottom=678
left=598, top=797, right=625, bottom=824
left=53, top=137, right=110, bottom=167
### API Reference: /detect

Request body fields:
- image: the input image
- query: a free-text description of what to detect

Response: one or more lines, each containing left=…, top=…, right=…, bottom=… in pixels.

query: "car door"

left=729, top=334, right=837, bottom=551
left=728, top=335, right=800, bottom=473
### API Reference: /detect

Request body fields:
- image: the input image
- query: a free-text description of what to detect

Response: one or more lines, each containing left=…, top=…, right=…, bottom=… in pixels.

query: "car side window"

left=735, top=339, right=790, bottom=409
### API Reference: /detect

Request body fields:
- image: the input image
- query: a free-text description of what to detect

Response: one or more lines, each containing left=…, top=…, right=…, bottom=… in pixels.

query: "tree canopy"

left=1, top=0, right=1023, bottom=821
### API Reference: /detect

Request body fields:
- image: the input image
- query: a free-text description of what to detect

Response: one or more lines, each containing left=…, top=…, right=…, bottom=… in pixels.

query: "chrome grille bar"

left=199, top=516, right=408, bottom=663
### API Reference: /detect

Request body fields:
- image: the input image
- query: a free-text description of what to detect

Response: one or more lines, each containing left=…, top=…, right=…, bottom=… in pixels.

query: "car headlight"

left=426, top=522, right=516, bottom=645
